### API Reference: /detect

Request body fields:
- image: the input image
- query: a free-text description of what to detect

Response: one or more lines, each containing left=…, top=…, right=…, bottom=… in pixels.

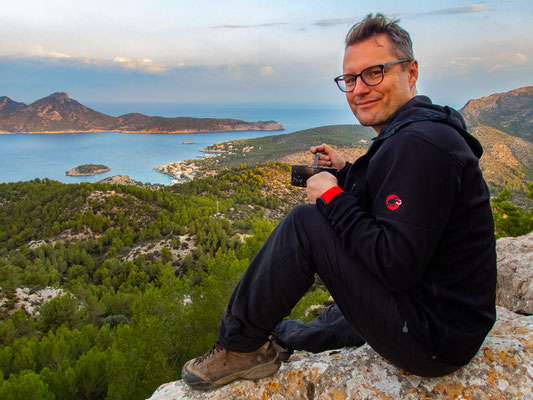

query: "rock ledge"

left=148, top=307, right=533, bottom=400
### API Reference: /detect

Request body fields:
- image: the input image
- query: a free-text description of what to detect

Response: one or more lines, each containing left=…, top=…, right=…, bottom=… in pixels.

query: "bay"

left=0, top=102, right=356, bottom=184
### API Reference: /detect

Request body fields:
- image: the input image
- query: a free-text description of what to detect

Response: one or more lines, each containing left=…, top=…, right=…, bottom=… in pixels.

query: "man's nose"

left=353, top=76, right=371, bottom=96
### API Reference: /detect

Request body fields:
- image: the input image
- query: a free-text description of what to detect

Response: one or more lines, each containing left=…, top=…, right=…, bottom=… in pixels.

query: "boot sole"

left=182, top=357, right=281, bottom=390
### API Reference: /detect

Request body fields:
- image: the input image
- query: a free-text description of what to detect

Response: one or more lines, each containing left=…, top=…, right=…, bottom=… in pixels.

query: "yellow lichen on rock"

left=332, top=389, right=345, bottom=399
left=266, top=381, right=279, bottom=391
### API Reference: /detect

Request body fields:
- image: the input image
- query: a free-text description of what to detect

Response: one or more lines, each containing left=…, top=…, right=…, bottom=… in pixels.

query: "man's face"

left=343, top=34, right=418, bottom=133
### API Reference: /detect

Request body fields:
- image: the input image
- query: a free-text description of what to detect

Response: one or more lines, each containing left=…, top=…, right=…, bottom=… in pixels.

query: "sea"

left=0, top=102, right=356, bottom=185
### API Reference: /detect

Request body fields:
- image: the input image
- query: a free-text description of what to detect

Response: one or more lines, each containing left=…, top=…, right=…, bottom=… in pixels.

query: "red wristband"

left=320, top=186, right=344, bottom=204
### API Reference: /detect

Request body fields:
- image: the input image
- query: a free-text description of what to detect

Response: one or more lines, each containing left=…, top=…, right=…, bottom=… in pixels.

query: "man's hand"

left=310, top=144, right=346, bottom=171
left=306, top=172, right=338, bottom=203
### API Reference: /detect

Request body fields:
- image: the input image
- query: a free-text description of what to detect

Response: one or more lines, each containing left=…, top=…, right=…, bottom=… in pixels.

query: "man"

left=182, top=13, right=496, bottom=390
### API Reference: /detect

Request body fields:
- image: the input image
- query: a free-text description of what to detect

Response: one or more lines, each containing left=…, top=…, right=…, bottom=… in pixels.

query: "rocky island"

left=0, top=92, right=284, bottom=134
left=66, top=164, right=110, bottom=176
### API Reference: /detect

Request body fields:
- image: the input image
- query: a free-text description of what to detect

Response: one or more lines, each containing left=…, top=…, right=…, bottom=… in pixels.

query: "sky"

left=1, top=0, right=532, bottom=110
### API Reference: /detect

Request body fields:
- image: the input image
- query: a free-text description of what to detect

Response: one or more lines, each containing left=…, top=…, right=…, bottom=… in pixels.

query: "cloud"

left=213, top=24, right=250, bottom=29
left=513, top=53, right=528, bottom=63
left=259, top=65, right=274, bottom=77
left=113, top=56, right=130, bottom=64
left=212, top=22, right=287, bottom=29
left=31, top=45, right=71, bottom=59
left=112, top=56, right=167, bottom=73
left=442, top=51, right=531, bottom=78
left=3, top=49, right=167, bottom=74
left=448, top=53, right=530, bottom=69
left=313, top=18, right=357, bottom=27
left=429, top=4, right=489, bottom=15
left=449, top=60, right=467, bottom=68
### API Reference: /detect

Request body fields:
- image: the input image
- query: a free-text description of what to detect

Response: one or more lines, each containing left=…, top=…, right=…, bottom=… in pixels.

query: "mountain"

left=0, top=92, right=284, bottom=134
left=0, top=92, right=116, bottom=133
left=457, top=87, right=533, bottom=198
left=0, top=96, right=26, bottom=118
left=461, top=86, right=533, bottom=142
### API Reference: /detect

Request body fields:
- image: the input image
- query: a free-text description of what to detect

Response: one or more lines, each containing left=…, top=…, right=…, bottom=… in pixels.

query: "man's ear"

left=408, top=60, right=418, bottom=88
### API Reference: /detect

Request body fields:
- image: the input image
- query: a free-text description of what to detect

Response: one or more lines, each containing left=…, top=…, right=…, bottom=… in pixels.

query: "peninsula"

left=66, top=164, right=111, bottom=176
left=0, top=92, right=284, bottom=134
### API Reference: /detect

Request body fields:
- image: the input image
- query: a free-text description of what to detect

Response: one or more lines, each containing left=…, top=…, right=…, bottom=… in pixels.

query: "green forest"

left=0, top=162, right=531, bottom=399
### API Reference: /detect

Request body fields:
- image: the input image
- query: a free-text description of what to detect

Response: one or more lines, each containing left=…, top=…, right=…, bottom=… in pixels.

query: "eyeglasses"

left=334, top=60, right=411, bottom=93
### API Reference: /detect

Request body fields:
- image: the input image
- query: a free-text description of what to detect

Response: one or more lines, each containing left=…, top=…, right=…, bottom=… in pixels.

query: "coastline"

left=0, top=126, right=284, bottom=135
left=155, top=153, right=219, bottom=184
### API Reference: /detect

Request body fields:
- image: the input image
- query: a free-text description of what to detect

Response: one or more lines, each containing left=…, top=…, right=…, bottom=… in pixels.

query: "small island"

left=66, top=164, right=110, bottom=176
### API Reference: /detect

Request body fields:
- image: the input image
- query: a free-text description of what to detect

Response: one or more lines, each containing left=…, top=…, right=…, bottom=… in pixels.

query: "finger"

left=314, top=144, right=325, bottom=152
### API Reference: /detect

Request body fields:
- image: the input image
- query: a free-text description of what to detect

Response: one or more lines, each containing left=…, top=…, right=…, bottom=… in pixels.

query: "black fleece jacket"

left=323, top=95, right=497, bottom=365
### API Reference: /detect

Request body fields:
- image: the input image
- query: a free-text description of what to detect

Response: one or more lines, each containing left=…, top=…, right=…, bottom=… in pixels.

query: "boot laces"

left=195, top=341, right=224, bottom=364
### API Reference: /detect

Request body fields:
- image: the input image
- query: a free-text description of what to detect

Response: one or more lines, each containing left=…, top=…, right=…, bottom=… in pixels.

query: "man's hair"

left=345, top=13, right=414, bottom=61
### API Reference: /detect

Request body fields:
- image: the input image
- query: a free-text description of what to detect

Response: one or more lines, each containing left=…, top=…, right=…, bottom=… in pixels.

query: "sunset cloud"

left=259, top=65, right=275, bottom=77
left=513, top=53, right=528, bottom=63
left=430, top=4, right=488, bottom=15
left=212, top=22, right=287, bottom=29
left=213, top=24, right=250, bottom=29
left=112, top=56, right=167, bottom=73
left=5, top=50, right=167, bottom=75
left=31, top=45, right=71, bottom=59
left=313, top=18, right=357, bottom=27
left=445, top=51, right=531, bottom=76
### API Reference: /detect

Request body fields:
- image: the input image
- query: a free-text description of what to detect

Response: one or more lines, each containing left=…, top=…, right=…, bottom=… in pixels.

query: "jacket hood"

left=377, top=95, right=483, bottom=158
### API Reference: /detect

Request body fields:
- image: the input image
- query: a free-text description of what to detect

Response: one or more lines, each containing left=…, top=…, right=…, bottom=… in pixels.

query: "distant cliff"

left=460, top=86, right=533, bottom=142
left=0, top=92, right=284, bottom=134
left=458, top=87, right=533, bottom=196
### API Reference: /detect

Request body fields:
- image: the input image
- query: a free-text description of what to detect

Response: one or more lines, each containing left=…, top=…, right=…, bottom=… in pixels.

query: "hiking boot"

left=181, top=341, right=281, bottom=390
left=269, top=334, right=294, bottom=362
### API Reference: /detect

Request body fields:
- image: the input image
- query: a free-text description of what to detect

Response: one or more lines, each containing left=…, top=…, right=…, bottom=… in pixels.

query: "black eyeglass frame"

left=334, top=59, right=411, bottom=93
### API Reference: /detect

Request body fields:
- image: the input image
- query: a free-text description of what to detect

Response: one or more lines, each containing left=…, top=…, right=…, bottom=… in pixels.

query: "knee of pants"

left=285, top=204, right=322, bottom=228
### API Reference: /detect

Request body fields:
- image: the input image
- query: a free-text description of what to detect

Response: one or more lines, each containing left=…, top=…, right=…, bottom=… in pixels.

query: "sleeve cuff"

left=320, top=186, right=344, bottom=204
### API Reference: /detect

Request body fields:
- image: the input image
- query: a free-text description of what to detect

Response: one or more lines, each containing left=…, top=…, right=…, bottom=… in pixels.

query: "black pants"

left=218, top=204, right=460, bottom=377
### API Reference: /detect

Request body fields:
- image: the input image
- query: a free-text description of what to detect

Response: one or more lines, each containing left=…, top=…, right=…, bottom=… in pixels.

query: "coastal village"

left=155, top=157, right=218, bottom=184
left=155, top=144, right=256, bottom=184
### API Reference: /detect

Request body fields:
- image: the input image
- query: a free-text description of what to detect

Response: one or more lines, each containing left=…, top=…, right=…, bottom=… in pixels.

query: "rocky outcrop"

left=0, top=92, right=284, bottom=134
left=148, top=232, right=533, bottom=400
left=461, top=86, right=533, bottom=142
left=98, top=175, right=162, bottom=190
left=0, top=287, right=65, bottom=316
left=496, top=231, right=533, bottom=314
left=148, top=307, right=532, bottom=400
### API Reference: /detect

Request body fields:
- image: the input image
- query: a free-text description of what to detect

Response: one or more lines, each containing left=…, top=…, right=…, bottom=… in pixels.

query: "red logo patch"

left=386, top=194, right=402, bottom=211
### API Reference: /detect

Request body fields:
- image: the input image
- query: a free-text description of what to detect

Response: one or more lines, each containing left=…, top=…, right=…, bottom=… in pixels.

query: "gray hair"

left=345, top=13, right=414, bottom=62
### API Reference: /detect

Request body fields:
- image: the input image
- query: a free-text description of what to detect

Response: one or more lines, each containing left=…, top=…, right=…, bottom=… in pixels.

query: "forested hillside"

left=0, top=164, right=330, bottom=399
left=0, top=162, right=531, bottom=399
